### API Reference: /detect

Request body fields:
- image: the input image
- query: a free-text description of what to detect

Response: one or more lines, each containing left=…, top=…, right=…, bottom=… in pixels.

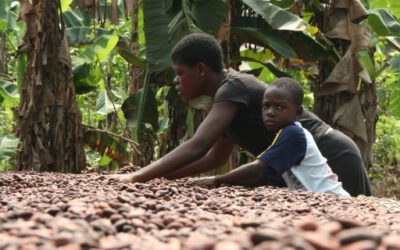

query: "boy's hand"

left=190, top=176, right=216, bottom=186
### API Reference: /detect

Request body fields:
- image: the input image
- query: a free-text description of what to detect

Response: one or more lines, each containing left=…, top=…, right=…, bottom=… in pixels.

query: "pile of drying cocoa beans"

left=1, top=172, right=400, bottom=250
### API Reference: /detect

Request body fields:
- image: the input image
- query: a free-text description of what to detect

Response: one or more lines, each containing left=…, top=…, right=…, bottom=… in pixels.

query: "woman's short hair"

left=171, top=33, right=224, bottom=73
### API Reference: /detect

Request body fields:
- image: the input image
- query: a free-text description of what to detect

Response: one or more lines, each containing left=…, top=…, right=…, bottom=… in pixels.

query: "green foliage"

left=72, top=63, right=102, bottom=94
left=63, top=9, right=92, bottom=45
left=232, top=27, right=298, bottom=58
left=191, top=0, right=229, bottom=35
left=122, top=86, right=159, bottom=140
left=143, top=0, right=172, bottom=73
left=0, top=78, right=19, bottom=107
left=368, top=9, right=400, bottom=36
left=369, top=0, right=400, bottom=18
left=242, top=0, right=306, bottom=31
left=95, top=89, right=120, bottom=116
left=374, top=115, right=400, bottom=165
left=371, top=115, right=400, bottom=198
left=0, top=133, right=19, bottom=163
left=356, top=50, right=375, bottom=80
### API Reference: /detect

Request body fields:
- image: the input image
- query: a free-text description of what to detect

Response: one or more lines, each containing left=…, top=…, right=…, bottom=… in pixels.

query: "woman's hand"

left=103, top=173, right=140, bottom=184
left=190, top=176, right=216, bottom=186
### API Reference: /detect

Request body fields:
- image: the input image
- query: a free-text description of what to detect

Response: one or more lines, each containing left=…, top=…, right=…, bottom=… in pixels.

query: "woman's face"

left=173, top=63, right=204, bottom=102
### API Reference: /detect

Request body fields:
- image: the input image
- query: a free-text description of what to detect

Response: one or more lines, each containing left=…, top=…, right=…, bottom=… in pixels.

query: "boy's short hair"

left=269, top=78, right=304, bottom=106
left=171, top=33, right=224, bottom=73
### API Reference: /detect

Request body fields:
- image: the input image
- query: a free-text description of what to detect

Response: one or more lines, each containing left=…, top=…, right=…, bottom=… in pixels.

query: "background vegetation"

left=1, top=0, right=400, bottom=198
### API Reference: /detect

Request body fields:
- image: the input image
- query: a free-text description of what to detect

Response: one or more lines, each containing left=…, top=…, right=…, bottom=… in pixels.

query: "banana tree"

left=17, top=0, right=85, bottom=172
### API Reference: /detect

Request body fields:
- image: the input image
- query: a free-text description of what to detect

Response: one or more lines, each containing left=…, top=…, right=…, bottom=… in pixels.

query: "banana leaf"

left=143, top=0, right=172, bottom=73
left=390, top=85, right=400, bottom=117
left=0, top=0, right=17, bottom=32
left=96, top=89, right=120, bottom=116
left=368, top=8, right=400, bottom=36
left=0, top=78, right=19, bottom=107
left=369, top=0, right=400, bottom=19
left=191, top=0, right=229, bottom=35
left=243, top=0, right=307, bottom=31
left=122, top=85, right=158, bottom=139
left=74, top=30, right=119, bottom=64
left=72, top=63, right=102, bottom=94
left=0, top=133, right=19, bottom=162
left=232, top=16, right=329, bottom=60
left=231, top=27, right=297, bottom=58
left=63, top=9, right=91, bottom=45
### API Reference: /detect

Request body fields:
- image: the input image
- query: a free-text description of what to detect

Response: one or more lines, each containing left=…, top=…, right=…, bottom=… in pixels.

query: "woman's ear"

left=196, top=62, right=207, bottom=77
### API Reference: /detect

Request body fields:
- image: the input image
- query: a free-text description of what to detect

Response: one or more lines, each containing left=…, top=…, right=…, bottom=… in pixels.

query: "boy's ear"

left=296, top=105, right=304, bottom=118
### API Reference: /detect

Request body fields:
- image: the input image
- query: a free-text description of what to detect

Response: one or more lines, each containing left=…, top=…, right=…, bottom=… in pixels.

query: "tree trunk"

left=17, top=0, right=86, bottom=172
left=313, top=1, right=377, bottom=170
left=0, top=33, right=6, bottom=73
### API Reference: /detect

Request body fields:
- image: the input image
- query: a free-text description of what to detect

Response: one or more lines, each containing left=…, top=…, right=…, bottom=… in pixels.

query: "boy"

left=192, top=78, right=350, bottom=197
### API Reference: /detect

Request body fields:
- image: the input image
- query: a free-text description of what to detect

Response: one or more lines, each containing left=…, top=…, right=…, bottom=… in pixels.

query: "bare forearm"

left=133, top=142, right=207, bottom=182
left=164, top=156, right=222, bottom=179
left=214, top=161, right=267, bottom=185
left=165, top=138, right=234, bottom=179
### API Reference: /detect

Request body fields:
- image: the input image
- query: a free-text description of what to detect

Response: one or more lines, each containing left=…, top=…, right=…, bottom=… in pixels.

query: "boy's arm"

left=214, top=159, right=268, bottom=185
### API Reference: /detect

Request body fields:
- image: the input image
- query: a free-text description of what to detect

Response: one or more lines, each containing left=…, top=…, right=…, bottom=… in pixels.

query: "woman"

left=119, top=33, right=371, bottom=196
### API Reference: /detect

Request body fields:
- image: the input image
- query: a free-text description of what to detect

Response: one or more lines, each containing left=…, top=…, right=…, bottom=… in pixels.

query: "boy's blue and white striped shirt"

left=258, top=122, right=349, bottom=197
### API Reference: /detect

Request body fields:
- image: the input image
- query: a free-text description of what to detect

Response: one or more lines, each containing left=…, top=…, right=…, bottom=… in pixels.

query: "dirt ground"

left=1, top=172, right=400, bottom=250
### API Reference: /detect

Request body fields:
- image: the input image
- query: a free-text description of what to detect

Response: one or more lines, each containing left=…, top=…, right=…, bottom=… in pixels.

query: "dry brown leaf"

left=335, top=0, right=368, bottom=23
left=316, top=49, right=360, bottom=95
left=333, top=95, right=368, bottom=143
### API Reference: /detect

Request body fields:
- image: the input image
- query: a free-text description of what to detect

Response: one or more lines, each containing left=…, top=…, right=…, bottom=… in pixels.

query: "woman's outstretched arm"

left=121, top=101, right=239, bottom=183
left=164, top=137, right=235, bottom=179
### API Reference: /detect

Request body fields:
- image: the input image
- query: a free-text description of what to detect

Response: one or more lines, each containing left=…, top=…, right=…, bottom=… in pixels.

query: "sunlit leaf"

left=368, top=9, right=400, bottom=36
left=0, top=79, right=19, bottom=107
left=243, top=0, right=307, bottom=31
left=0, top=0, right=18, bottom=32
left=369, top=0, right=400, bottom=19
left=72, top=63, right=102, bottom=94
left=95, top=90, right=120, bottom=116
left=84, top=128, right=130, bottom=164
left=232, top=27, right=297, bottom=58
left=76, top=30, right=119, bottom=63
left=390, top=84, right=400, bottom=117
left=0, top=133, right=19, bottom=162
left=387, top=37, right=400, bottom=52
left=356, top=50, right=375, bottom=79
left=60, top=0, right=73, bottom=13
left=240, top=56, right=292, bottom=78
left=98, top=155, right=112, bottom=166
left=117, top=46, right=146, bottom=68
left=232, top=16, right=329, bottom=60
left=63, top=9, right=92, bottom=45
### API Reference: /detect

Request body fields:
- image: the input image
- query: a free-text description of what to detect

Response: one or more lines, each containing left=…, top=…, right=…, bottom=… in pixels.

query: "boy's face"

left=172, top=63, right=204, bottom=102
left=262, top=86, right=302, bottom=132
